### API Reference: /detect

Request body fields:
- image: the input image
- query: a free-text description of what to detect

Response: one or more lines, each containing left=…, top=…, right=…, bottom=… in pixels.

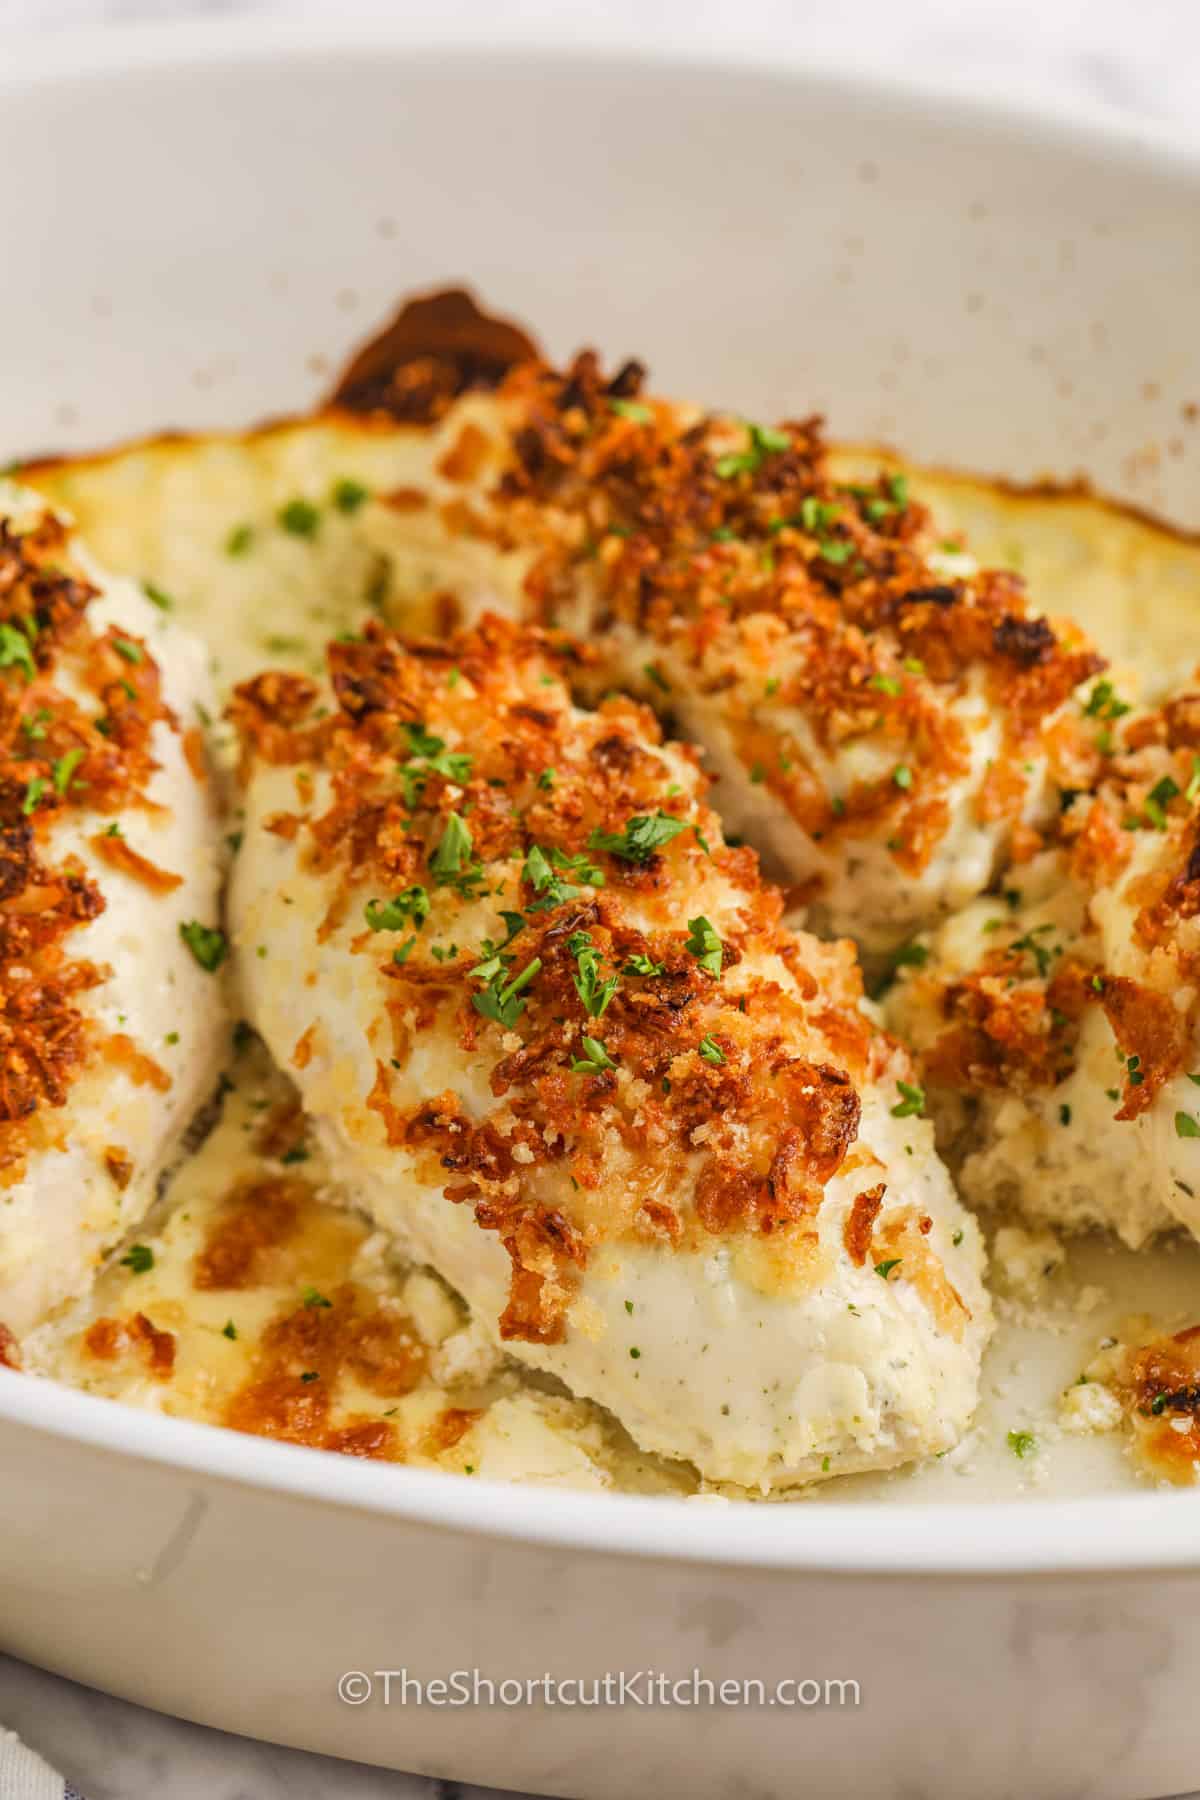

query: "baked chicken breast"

left=0, top=485, right=226, bottom=1343
left=351, top=356, right=1105, bottom=954
left=229, top=614, right=990, bottom=1488
left=890, top=675, right=1200, bottom=1248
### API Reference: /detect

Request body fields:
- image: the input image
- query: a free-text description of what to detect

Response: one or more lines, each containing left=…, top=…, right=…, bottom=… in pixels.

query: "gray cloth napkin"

left=0, top=1726, right=79, bottom=1800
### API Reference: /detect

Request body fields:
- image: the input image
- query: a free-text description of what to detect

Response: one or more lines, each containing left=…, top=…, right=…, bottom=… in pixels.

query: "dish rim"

left=3, top=14, right=1200, bottom=1579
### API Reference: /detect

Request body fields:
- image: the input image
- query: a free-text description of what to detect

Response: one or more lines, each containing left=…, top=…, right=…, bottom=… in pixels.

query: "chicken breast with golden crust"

left=0, top=485, right=226, bottom=1341
left=229, top=614, right=990, bottom=1489
left=889, top=674, right=1200, bottom=1249
left=352, top=355, right=1105, bottom=954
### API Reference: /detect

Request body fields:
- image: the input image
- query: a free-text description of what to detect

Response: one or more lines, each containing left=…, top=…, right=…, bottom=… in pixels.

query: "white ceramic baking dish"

left=2, top=19, right=1199, bottom=1799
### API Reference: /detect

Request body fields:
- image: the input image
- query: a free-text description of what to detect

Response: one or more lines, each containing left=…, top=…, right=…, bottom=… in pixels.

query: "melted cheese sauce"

left=19, top=420, right=1200, bottom=1499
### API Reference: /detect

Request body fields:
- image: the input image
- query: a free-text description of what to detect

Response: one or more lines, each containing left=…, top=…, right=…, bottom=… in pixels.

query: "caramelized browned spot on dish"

left=223, top=1281, right=426, bottom=1457
left=1113, top=1323, right=1200, bottom=1484
left=192, top=1174, right=308, bottom=1290
left=0, top=1320, right=21, bottom=1368
left=331, top=286, right=541, bottom=425
left=84, top=1311, right=176, bottom=1378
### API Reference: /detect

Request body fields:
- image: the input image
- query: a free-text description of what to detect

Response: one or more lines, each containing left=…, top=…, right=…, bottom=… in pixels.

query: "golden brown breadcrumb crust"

left=232, top=616, right=894, bottom=1343
left=912, top=684, right=1200, bottom=1115
left=0, top=511, right=178, bottom=1182
left=404, top=351, right=1104, bottom=876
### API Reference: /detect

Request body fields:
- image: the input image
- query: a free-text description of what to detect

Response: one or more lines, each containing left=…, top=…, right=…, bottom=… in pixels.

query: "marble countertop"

left=1, top=2, right=1199, bottom=1796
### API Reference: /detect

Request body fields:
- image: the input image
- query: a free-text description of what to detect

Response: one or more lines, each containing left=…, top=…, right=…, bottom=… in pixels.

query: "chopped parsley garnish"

left=301, top=1286, right=332, bottom=1309
left=278, top=497, right=320, bottom=538
left=1007, top=1430, right=1037, bottom=1459
left=428, top=814, right=483, bottom=893
left=874, top=1258, right=902, bottom=1281
left=142, top=580, right=173, bottom=611
left=21, top=775, right=45, bottom=816
left=568, top=931, right=619, bottom=1019
left=0, top=622, right=36, bottom=682
left=869, top=673, right=902, bottom=696
left=472, top=954, right=542, bottom=1029
left=890, top=1079, right=925, bottom=1118
left=222, top=1320, right=238, bottom=1340
left=403, top=722, right=445, bottom=758
left=893, top=941, right=928, bottom=971
left=398, top=724, right=473, bottom=804
left=892, top=764, right=913, bottom=790
left=1082, top=679, right=1131, bottom=722
left=588, top=810, right=689, bottom=864
left=225, top=522, right=254, bottom=557
left=21, top=708, right=50, bottom=741
left=1144, top=775, right=1180, bottom=831
left=365, top=885, right=430, bottom=933
left=1059, top=1103, right=1072, bottom=1127
left=1175, top=1112, right=1200, bottom=1139
left=624, top=951, right=666, bottom=977
left=609, top=399, right=653, bottom=424
left=299, top=1371, right=320, bottom=1384
left=113, top=637, right=143, bottom=664
left=643, top=663, right=670, bottom=692
left=714, top=421, right=790, bottom=480
left=1011, top=923, right=1058, bottom=980
left=120, top=1244, right=154, bottom=1275
left=571, top=1035, right=616, bottom=1075
left=698, top=1034, right=726, bottom=1066
left=179, top=920, right=228, bottom=972
left=52, top=748, right=84, bottom=795
left=685, top=915, right=723, bottom=977
left=331, top=477, right=369, bottom=513
left=523, top=842, right=605, bottom=911
left=392, top=936, right=417, bottom=966
left=537, top=769, right=556, bottom=791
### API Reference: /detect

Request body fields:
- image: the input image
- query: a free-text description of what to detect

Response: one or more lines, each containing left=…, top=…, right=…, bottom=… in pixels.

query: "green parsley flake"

left=120, top=1244, right=154, bottom=1275
left=1007, top=1429, right=1037, bottom=1459
left=714, top=421, right=790, bottom=480
left=874, top=1258, right=902, bottom=1281
left=429, top=814, right=479, bottom=890
left=179, top=920, right=228, bottom=972
left=225, top=523, right=254, bottom=557
left=1175, top=1112, right=1200, bottom=1139
left=0, top=623, right=36, bottom=682
left=572, top=1035, right=616, bottom=1075
left=568, top=932, right=619, bottom=1019
left=113, top=637, right=143, bottom=664
left=52, top=748, right=84, bottom=795
left=698, top=1034, right=726, bottom=1066
left=278, top=498, right=320, bottom=538
left=21, top=775, right=45, bottom=816
left=473, top=955, right=542, bottom=1030
left=890, top=1079, right=925, bottom=1119
left=609, top=399, right=653, bottom=424
left=365, top=886, right=430, bottom=933
left=222, top=1320, right=238, bottom=1340
left=588, top=811, right=689, bottom=864
left=142, top=580, right=173, bottom=612
left=302, top=1286, right=332, bottom=1309
left=685, top=915, right=723, bottom=977
left=331, top=477, right=369, bottom=513
left=892, top=764, right=913, bottom=790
